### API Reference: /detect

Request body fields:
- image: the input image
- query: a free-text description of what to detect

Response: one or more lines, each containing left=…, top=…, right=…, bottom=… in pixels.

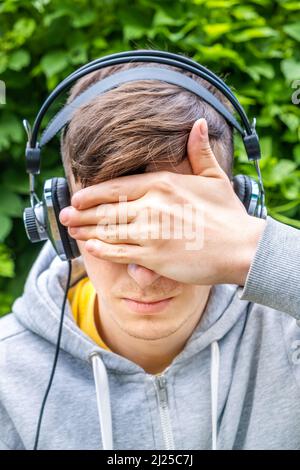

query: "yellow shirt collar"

left=67, top=276, right=111, bottom=351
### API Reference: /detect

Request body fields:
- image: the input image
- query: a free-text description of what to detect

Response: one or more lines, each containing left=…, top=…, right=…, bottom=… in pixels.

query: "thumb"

left=187, top=118, right=227, bottom=178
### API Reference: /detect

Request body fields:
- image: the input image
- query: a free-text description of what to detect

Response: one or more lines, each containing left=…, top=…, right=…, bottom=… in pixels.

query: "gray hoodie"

left=1, top=215, right=300, bottom=450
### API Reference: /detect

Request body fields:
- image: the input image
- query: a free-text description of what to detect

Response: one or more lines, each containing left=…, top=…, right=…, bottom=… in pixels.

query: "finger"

left=84, top=238, right=147, bottom=264
left=59, top=206, right=101, bottom=227
left=71, top=171, right=161, bottom=210
left=59, top=199, right=139, bottom=227
left=68, top=224, right=143, bottom=245
left=187, top=118, right=227, bottom=179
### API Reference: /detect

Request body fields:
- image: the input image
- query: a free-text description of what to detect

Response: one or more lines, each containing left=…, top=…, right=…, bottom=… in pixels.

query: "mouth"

left=121, top=296, right=175, bottom=314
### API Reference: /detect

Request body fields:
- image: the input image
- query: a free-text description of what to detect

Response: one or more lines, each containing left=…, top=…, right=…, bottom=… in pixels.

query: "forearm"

left=237, top=216, right=300, bottom=320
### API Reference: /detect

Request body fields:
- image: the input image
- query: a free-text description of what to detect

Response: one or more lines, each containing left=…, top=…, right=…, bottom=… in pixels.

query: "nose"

left=127, top=264, right=161, bottom=289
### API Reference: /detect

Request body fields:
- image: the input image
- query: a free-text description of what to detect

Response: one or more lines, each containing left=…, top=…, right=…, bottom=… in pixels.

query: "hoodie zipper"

left=152, top=374, right=175, bottom=450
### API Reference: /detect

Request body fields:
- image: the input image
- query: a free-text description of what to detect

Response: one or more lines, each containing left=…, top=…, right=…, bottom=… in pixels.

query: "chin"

left=118, top=322, right=181, bottom=341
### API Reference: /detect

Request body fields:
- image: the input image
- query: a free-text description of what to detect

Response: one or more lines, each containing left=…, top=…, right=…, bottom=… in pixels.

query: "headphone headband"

left=40, top=66, right=245, bottom=148
left=24, top=50, right=261, bottom=176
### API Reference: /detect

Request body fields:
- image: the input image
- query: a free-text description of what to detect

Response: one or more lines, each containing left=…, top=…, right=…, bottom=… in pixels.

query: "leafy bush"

left=0, top=0, right=299, bottom=316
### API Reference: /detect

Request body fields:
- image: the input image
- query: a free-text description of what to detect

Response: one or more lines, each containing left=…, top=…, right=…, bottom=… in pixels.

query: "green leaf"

left=0, top=291, right=14, bottom=316
left=119, top=5, right=152, bottom=42
left=281, top=59, right=300, bottom=82
left=231, top=5, right=259, bottom=20
left=200, top=0, right=241, bottom=7
left=69, top=44, right=88, bottom=65
left=294, top=144, right=300, bottom=164
left=268, top=211, right=300, bottom=230
left=260, top=136, right=273, bottom=158
left=32, top=0, right=52, bottom=14
left=2, top=169, right=29, bottom=194
left=283, top=23, right=300, bottom=42
left=281, top=175, right=300, bottom=200
left=71, top=10, right=97, bottom=28
left=193, top=43, right=246, bottom=68
left=228, top=27, right=278, bottom=42
left=0, top=189, right=23, bottom=217
left=8, top=49, right=31, bottom=71
left=92, top=38, right=108, bottom=50
left=272, top=199, right=300, bottom=213
left=203, top=23, right=233, bottom=38
left=40, top=51, right=69, bottom=78
left=281, top=2, right=300, bottom=10
left=0, top=214, right=12, bottom=241
left=234, top=93, right=256, bottom=105
left=266, top=160, right=298, bottom=184
left=0, top=112, right=23, bottom=150
left=13, top=18, right=36, bottom=40
left=43, top=7, right=72, bottom=27
left=280, top=113, right=300, bottom=132
left=0, top=244, right=14, bottom=278
left=0, top=52, right=8, bottom=74
left=249, top=63, right=275, bottom=80
left=153, top=9, right=184, bottom=27
left=123, top=24, right=148, bottom=41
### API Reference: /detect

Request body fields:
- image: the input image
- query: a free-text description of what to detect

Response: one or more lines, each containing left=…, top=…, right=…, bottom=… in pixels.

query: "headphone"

left=23, top=49, right=267, bottom=261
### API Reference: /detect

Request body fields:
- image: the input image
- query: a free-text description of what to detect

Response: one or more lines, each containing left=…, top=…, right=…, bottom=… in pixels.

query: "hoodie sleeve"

left=238, top=216, right=300, bottom=320
left=0, top=401, right=25, bottom=450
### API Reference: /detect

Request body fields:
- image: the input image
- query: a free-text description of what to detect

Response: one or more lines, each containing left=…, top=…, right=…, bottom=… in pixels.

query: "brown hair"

left=60, top=51, right=234, bottom=189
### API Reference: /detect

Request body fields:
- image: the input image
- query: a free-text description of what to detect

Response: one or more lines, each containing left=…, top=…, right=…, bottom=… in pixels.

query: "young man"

left=0, top=61, right=300, bottom=450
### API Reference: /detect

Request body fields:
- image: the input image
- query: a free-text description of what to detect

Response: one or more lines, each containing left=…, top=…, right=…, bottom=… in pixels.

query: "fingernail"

left=59, top=207, right=72, bottom=224
left=199, top=119, right=207, bottom=137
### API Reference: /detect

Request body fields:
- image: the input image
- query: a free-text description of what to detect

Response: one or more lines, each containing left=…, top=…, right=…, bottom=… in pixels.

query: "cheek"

left=77, top=241, right=116, bottom=289
left=177, top=285, right=207, bottom=309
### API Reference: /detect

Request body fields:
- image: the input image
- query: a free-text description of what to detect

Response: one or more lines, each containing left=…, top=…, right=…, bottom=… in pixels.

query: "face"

left=71, top=158, right=212, bottom=341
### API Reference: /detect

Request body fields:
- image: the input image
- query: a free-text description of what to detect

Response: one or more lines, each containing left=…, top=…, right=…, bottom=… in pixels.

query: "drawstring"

left=89, top=352, right=113, bottom=450
left=89, top=345, right=219, bottom=451
left=210, top=341, right=220, bottom=451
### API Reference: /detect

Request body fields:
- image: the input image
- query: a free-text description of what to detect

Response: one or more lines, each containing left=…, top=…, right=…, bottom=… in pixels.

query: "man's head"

left=61, top=58, right=234, bottom=188
left=60, top=54, right=234, bottom=344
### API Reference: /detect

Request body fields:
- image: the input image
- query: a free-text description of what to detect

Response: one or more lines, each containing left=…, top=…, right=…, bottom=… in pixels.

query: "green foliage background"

left=0, top=0, right=299, bottom=316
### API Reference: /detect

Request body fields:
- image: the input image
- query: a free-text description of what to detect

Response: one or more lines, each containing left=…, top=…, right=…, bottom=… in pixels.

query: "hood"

left=12, top=240, right=251, bottom=449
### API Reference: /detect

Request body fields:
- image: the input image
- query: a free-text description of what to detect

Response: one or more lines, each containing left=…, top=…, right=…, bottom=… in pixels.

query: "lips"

left=125, top=297, right=173, bottom=303
left=122, top=296, right=174, bottom=314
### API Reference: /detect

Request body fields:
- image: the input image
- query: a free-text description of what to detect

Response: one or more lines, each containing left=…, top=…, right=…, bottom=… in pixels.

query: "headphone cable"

left=253, top=159, right=265, bottom=219
left=33, top=258, right=72, bottom=450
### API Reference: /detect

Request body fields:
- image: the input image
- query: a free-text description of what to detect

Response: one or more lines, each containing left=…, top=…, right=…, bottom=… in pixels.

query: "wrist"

left=235, top=216, right=267, bottom=286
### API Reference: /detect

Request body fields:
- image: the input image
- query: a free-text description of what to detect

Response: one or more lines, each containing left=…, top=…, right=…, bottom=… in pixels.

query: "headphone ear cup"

left=232, top=174, right=253, bottom=214
left=51, top=177, right=80, bottom=260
